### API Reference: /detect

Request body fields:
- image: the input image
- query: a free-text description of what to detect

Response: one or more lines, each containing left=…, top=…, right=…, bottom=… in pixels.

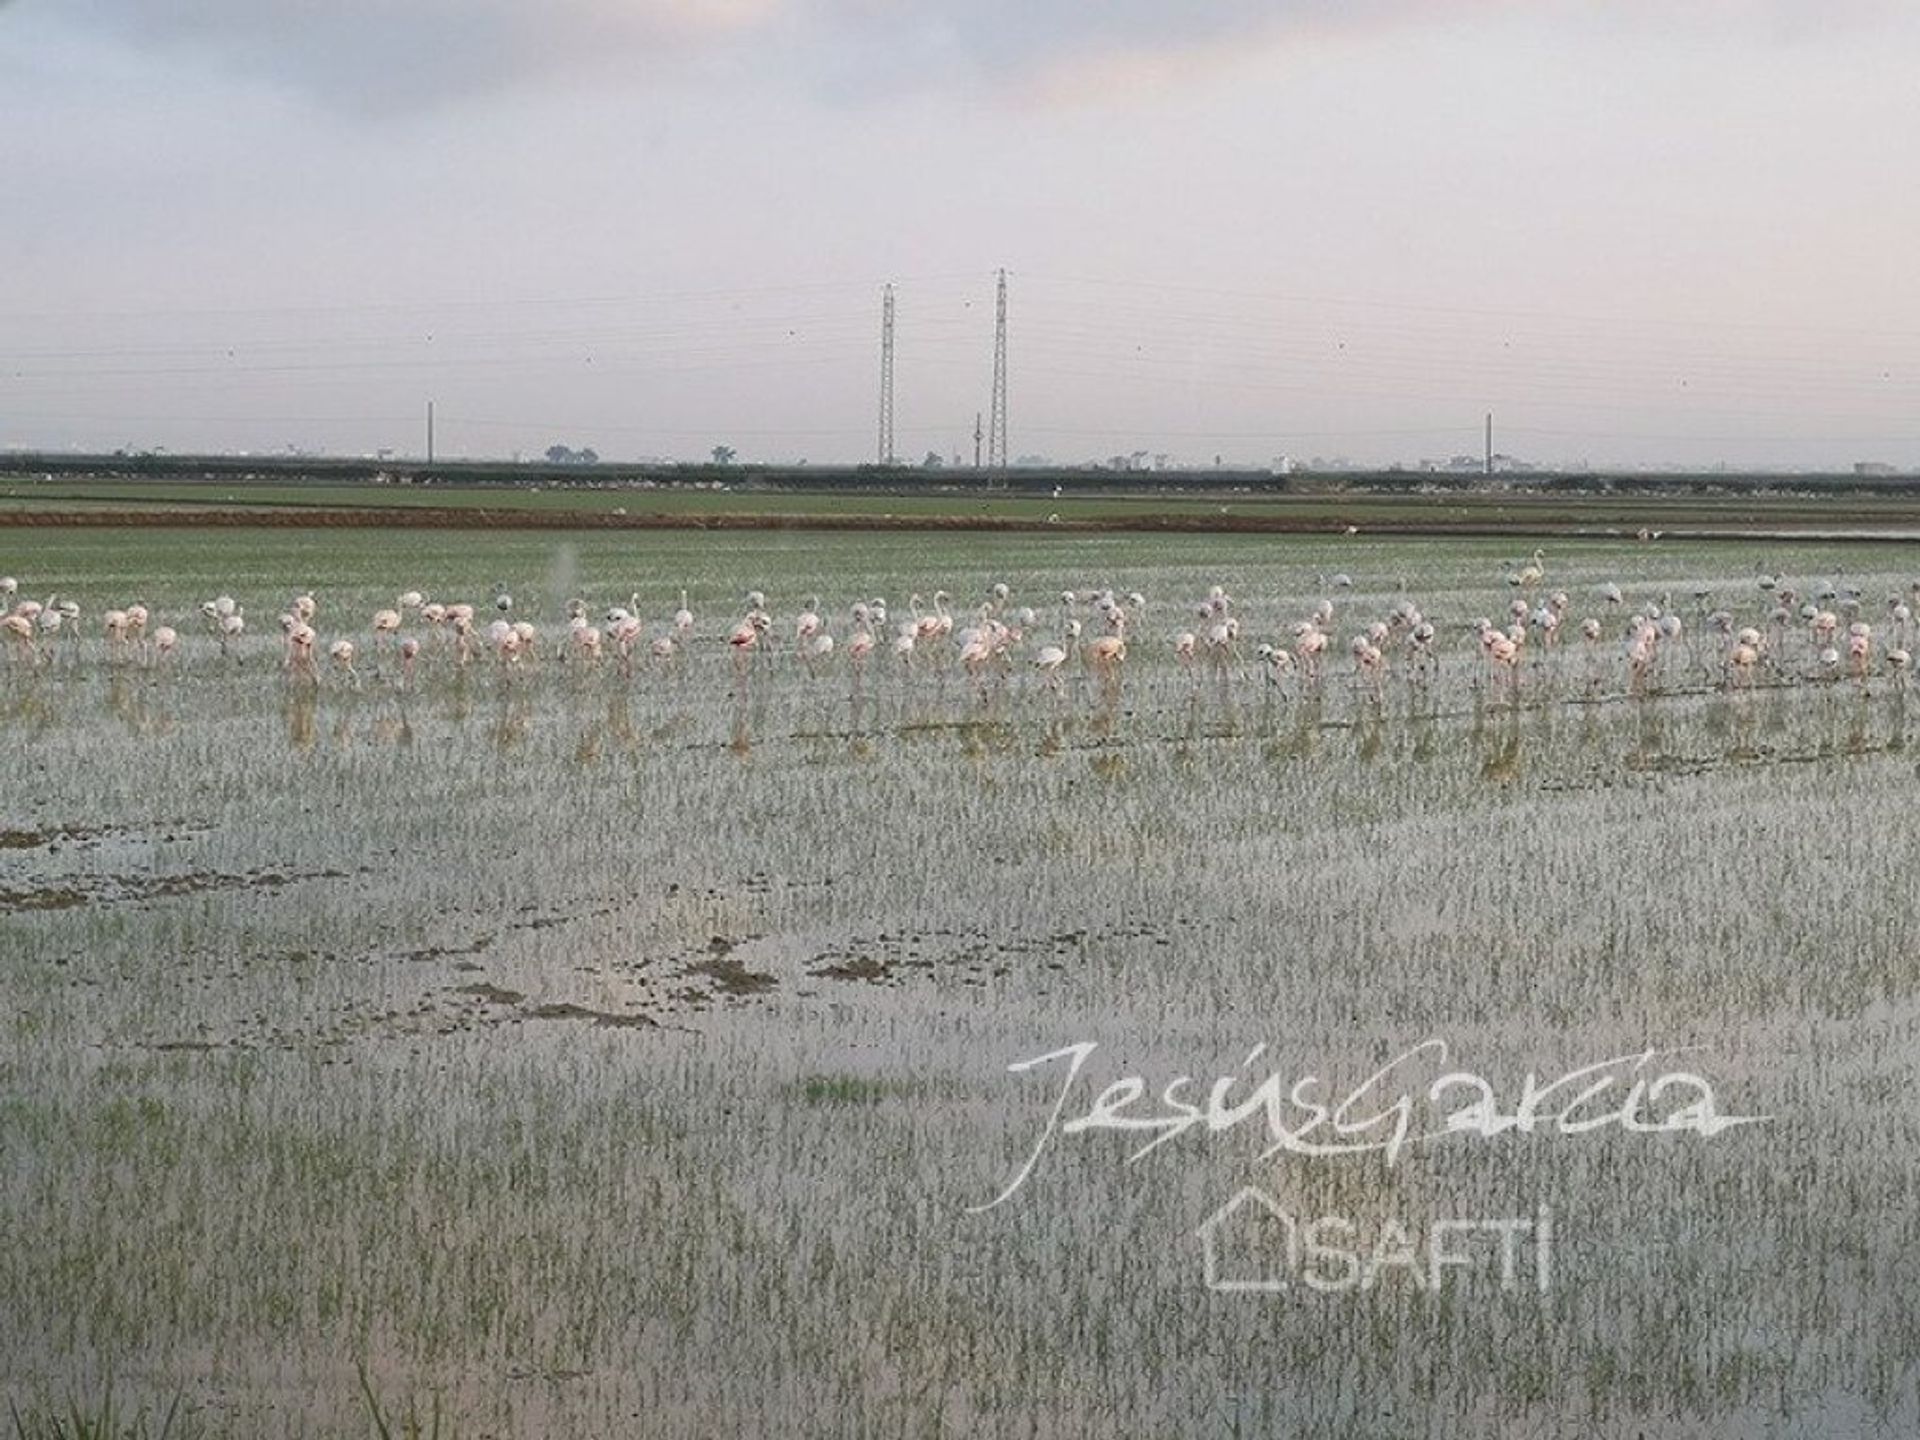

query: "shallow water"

left=5, top=529, right=1918, bottom=1436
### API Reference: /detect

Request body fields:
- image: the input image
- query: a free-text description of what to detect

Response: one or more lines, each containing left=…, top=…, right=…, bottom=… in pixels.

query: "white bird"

left=1031, top=644, right=1069, bottom=687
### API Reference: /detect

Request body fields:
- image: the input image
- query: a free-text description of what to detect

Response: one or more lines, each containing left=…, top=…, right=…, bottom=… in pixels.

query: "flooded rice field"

left=5, top=528, right=1920, bottom=1437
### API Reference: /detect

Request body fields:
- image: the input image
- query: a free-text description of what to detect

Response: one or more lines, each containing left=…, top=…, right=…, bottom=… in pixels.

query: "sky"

left=3, top=0, right=1918, bottom=471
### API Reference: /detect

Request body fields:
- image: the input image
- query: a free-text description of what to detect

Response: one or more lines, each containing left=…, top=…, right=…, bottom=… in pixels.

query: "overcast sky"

left=4, top=0, right=1918, bottom=469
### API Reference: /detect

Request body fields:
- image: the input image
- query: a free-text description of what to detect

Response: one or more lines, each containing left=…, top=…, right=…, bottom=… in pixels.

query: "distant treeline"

left=4, top=451, right=1917, bottom=498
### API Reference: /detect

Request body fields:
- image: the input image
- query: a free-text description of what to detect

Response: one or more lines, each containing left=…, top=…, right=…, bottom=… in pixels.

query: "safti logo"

left=1197, top=1187, right=1552, bottom=1296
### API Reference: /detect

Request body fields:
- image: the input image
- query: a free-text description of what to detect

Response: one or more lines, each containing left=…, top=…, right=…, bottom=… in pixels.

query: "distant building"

left=1855, top=461, right=1899, bottom=476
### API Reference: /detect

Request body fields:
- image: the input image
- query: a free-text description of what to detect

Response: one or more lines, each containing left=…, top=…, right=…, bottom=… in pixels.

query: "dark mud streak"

left=683, top=957, right=778, bottom=995
left=523, top=1002, right=657, bottom=1029
left=0, top=866, right=354, bottom=915
left=456, top=982, right=527, bottom=1006
left=1, top=826, right=104, bottom=850
left=809, top=954, right=897, bottom=983
left=0, top=822, right=207, bottom=851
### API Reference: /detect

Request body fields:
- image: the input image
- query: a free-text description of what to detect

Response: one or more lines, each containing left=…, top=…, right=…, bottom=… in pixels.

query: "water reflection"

left=284, top=689, right=317, bottom=751
left=204, top=641, right=1920, bottom=787
left=489, top=688, right=531, bottom=752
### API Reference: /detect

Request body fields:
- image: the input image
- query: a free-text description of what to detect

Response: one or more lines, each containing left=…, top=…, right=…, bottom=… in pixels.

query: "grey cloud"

left=817, top=0, right=1416, bottom=70
left=36, top=0, right=1914, bottom=114
left=41, top=0, right=1442, bottom=112
left=48, top=0, right=781, bottom=112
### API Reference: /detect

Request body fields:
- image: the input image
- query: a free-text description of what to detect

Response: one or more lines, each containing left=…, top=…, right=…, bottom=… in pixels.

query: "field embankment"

left=7, top=455, right=1920, bottom=537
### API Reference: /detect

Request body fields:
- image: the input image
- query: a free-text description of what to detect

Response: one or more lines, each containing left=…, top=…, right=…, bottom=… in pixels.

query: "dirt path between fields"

left=7, top=505, right=1920, bottom=541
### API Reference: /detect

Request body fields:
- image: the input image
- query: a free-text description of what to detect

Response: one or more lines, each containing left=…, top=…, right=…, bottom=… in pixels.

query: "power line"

left=0, top=271, right=992, bottom=324
left=1031, top=271, right=1920, bottom=344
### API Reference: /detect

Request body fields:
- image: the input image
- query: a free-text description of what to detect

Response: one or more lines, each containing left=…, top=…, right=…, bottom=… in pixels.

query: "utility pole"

left=973, top=412, right=983, bottom=469
left=427, top=400, right=435, bottom=464
left=987, top=268, right=1009, bottom=484
left=1484, top=411, right=1492, bottom=477
left=878, top=284, right=896, bottom=466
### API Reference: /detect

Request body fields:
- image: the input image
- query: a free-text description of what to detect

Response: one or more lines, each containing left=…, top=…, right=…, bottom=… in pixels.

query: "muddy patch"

left=0, top=825, right=108, bottom=851
left=456, top=982, right=527, bottom=1007
left=0, top=885, right=90, bottom=913
left=523, top=1002, right=657, bottom=1030
left=437, top=981, right=669, bottom=1033
left=402, top=937, right=494, bottom=965
left=0, top=866, right=353, bottom=914
left=140, top=868, right=347, bottom=900
left=809, top=953, right=897, bottom=984
left=0, top=821, right=209, bottom=853
left=684, top=956, right=778, bottom=996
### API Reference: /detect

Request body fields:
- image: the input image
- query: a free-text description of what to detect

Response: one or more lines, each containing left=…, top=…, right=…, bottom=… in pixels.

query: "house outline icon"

left=1197, top=1185, right=1297, bottom=1294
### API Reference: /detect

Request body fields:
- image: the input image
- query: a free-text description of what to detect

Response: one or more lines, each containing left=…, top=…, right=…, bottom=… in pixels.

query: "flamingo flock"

left=3, top=558, right=1916, bottom=713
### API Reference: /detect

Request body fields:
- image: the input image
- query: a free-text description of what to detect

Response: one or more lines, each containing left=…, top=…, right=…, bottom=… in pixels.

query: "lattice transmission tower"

left=986, top=269, right=1009, bottom=482
left=877, top=283, right=896, bottom=466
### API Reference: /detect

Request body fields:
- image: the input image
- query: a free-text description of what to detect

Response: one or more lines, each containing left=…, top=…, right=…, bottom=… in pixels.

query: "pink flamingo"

left=3, top=611, right=37, bottom=664
left=328, top=638, right=357, bottom=684
left=803, top=631, right=835, bottom=676
left=371, top=608, right=401, bottom=660
left=1848, top=623, right=1873, bottom=682
left=1085, top=624, right=1126, bottom=704
left=1031, top=644, right=1069, bottom=692
left=1256, top=644, right=1294, bottom=689
left=286, top=623, right=318, bottom=681
left=729, top=612, right=765, bottom=693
